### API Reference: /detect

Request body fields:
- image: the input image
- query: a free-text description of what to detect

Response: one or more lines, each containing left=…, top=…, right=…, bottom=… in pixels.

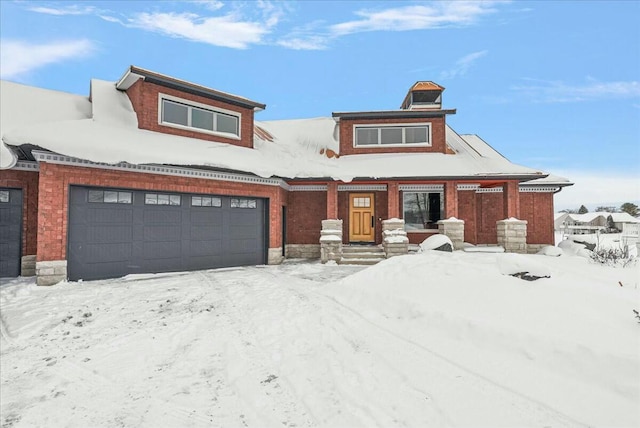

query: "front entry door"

left=349, top=193, right=375, bottom=242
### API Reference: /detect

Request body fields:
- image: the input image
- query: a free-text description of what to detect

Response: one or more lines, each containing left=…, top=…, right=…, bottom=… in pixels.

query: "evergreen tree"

left=578, top=205, right=589, bottom=214
left=620, top=202, right=639, bottom=217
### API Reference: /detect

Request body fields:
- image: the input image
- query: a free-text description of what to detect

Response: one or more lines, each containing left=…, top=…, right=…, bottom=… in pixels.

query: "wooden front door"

left=349, top=193, right=375, bottom=242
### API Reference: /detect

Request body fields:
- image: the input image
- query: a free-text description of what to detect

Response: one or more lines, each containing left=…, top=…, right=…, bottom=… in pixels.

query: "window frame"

left=144, top=193, right=182, bottom=206
left=0, top=190, right=9, bottom=203
left=191, top=195, right=222, bottom=207
left=230, top=198, right=257, bottom=209
left=353, top=123, right=431, bottom=148
left=87, top=189, right=133, bottom=204
left=158, top=93, right=241, bottom=140
left=402, top=191, right=444, bottom=232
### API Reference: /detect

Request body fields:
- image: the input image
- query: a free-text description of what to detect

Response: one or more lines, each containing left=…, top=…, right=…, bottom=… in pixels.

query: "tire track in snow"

left=197, top=270, right=316, bottom=428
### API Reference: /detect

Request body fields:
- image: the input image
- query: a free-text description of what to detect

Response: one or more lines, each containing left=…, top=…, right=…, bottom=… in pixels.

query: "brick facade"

left=36, top=163, right=285, bottom=262
left=287, top=191, right=326, bottom=245
left=125, top=80, right=255, bottom=148
left=519, top=192, right=554, bottom=244
left=0, top=169, right=39, bottom=256
left=338, top=116, right=447, bottom=155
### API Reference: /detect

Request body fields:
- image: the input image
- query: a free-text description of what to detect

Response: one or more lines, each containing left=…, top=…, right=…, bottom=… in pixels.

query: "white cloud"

left=0, top=39, right=95, bottom=79
left=512, top=78, right=640, bottom=103
left=330, top=1, right=503, bottom=36
left=440, top=50, right=488, bottom=80
left=189, top=1, right=225, bottom=12
left=28, top=4, right=97, bottom=16
left=553, top=169, right=640, bottom=211
left=127, top=10, right=277, bottom=49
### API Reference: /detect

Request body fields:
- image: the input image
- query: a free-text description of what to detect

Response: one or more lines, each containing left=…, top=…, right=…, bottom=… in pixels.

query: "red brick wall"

left=0, top=170, right=39, bottom=256
left=519, top=192, right=554, bottom=244
left=339, top=116, right=447, bottom=155
left=287, top=191, right=326, bottom=244
left=476, top=192, right=504, bottom=244
left=37, top=163, right=285, bottom=262
left=125, top=80, right=255, bottom=148
left=457, top=190, right=477, bottom=244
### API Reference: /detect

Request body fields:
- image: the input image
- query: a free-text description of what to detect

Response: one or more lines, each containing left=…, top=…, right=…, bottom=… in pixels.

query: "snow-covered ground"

left=1, top=252, right=639, bottom=428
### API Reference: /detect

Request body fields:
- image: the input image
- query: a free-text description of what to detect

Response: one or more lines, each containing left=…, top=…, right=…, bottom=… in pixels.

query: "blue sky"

left=1, top=0, right=638, bottom=210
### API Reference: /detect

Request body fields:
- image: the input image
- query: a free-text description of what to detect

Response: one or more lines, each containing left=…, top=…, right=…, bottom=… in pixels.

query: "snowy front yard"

left=1, top=252, right=639, bottom=428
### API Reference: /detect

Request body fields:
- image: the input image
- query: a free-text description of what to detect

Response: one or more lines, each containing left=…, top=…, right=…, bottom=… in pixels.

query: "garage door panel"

left=143, top=209, right=181, bottom=224
left=189, top=239, right=223, bottom=256
left=86, top=225, right=133, bottom=243
left=87, top=207, right=133, bottom=223
left=190, top=210, right=223, bottom=224
left=0, top=188, right=22, bottom=278
left=82, top=243, right=133, bottom=263
left=143, top=225, right=181, bottom=241
left=68, top=186, right=266, bottom=281
left=142, top=241, right=182, bottom=259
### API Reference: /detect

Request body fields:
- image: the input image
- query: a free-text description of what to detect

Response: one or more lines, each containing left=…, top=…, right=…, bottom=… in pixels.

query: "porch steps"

left=339, top=246, right=386, bottom=265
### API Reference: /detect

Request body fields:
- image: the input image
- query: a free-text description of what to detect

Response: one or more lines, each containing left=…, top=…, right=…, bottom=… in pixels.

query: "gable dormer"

left=115, top=66, right=265, bottom=149
left=334, top=80, right=454, bottom=156
left=400, top=81, right=444, bottom=110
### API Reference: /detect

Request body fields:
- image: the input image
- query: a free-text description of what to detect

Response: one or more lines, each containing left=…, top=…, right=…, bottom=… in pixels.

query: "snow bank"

left=537, top=245, right=564, bottom=257
left=497, top=253, right=551, bottom=278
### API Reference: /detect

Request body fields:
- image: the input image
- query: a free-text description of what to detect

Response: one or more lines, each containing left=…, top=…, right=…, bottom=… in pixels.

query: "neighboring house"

left=555, top=212, right=640, bottom=235
left=0, top=66, right=571, bottom=285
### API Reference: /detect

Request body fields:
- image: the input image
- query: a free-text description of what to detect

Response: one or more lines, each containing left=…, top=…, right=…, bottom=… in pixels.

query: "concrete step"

left=342, top=246, right=384, bottom=253
left=341, top=251, right=386, bottom=259
left=338, top=257, right=385, bottom=266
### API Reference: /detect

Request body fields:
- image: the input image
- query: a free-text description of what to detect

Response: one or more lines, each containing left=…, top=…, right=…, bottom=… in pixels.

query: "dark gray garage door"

left=67, top=186, right=266, bottom=281
left=0, top=188, right=23, bottom=278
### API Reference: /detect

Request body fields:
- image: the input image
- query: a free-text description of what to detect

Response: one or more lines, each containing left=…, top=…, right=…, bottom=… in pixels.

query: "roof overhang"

left=115, top=65, right=266, bottom=111
left=332, top=109, right=456, bottom=121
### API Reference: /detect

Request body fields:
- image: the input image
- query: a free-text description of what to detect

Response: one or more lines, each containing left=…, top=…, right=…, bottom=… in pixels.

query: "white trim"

left=32, top=151, right=285, bottom=187
left=158, top=93, right=241, bottom=140
left=353, top=122, right=432, bottom=148
left=457, top=183, right=480, bottom=191
left=476, top=187, right=503, bottom=193
left=289, top=185, right=328, bottom=192
left=11, top=161, right=40, bottom=172
left=398, top=184, right=443, bottom=192
left=338, top=184, right=387, bottom=191
left=519, top=186, right=560, bottom=193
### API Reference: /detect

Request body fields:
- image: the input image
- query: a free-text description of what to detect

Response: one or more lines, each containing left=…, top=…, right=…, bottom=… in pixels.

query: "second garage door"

left=67, top=186, right=266, bottom=281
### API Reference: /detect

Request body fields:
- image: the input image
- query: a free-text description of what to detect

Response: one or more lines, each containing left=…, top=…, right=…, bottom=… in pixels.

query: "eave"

left=115, top=65, right=266, bottom=111
left=332, top=109, right=456, bottom=121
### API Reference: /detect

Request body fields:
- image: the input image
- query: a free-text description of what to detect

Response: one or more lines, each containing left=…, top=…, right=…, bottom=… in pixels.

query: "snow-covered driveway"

left=1, top=254, right=638, bottom=427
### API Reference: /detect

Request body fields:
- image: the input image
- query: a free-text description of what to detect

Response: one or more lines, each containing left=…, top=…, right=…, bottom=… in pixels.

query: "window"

left=145, top=193, right=181, bottom=206
left=352, top=197, right=371, bottom=208
left=160, top=96, right=240, bottom=137
left=403, top=192, right=443, bottom=231
left=191, top=196, right=222, bottom=207
left=354, top=124, right=430, bottom=147
left=88, top=190, right=132, bottom=204
left=231, top=198, right=257, bottom=209
left=0, top=190, right=9, bottom=203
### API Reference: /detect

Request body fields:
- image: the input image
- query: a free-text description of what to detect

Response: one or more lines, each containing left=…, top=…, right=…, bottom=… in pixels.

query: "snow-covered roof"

left=556, top=212, right=640, bottom=224
left=0, top=78, right=569, bottom=184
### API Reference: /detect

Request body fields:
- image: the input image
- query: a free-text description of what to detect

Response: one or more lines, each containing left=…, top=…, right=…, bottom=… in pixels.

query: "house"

left=555, top=212, right=640, bottom=235
left=0, top=66, right=572, bottom=285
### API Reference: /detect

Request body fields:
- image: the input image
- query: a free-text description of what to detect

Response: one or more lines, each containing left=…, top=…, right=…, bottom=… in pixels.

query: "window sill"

left=159, top=122, right=241, bottom=141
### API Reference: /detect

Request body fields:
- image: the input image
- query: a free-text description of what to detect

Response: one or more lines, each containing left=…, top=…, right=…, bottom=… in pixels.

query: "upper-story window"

left=159, top=94, right=240, bottom=138
left=354, top=123, right=431, bottom=147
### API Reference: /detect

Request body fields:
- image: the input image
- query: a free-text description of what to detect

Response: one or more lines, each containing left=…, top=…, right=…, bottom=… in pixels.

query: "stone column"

left=382, top=218, right=408, bottom=258
left=320, top=219, right=343, bottom=263
left=437, top=218, right=465, bottom=250
left=36, top=260, right=67, bottom=286
left=497, top=218, right=528, bottom=253
left=21, top=255, right=36, bottom=276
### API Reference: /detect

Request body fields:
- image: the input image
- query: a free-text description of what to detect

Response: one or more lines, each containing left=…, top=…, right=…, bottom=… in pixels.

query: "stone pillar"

left=320, top=219, right=343, bottom=263
left=21, top=255, right=36, bottom=277
left=382, top=218, right=408, bottom=258
left=497, top=218, right=528, bottom=253
left=36, top=260, right=67, bottom=286
left=437, top=218, right=465, bottom=250
left=267, top=248, right=284, bottom=265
